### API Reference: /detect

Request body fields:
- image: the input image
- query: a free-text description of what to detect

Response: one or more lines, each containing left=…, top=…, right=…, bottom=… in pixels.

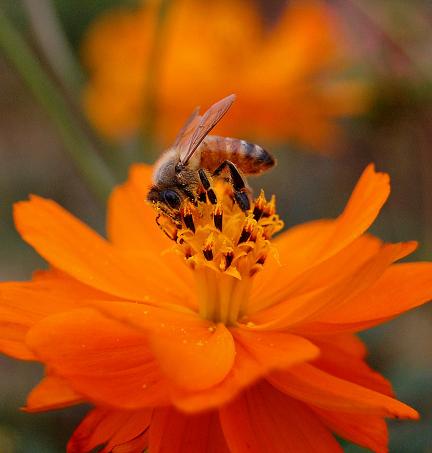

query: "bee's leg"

left=213, top=161, right=250, bottom=211
left=156, top=213, right=179, bottom=241
left=179, top=186, right=197, bottom=206
left=198, top=169, right=217, bottom=205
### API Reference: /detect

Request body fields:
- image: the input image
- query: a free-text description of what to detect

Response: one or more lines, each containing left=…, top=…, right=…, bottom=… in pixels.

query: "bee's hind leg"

left=198, top=169, right=217, bottom=205
left=213, top=161, right=250, bottom=212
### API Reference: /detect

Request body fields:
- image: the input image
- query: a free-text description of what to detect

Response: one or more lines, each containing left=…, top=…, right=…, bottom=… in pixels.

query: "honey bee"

left=147, top=94, right=275, bottom=227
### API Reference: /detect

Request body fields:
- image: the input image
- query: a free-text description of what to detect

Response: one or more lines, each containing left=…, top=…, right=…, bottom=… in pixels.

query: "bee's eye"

left=162, top=190, right=181, bottom=209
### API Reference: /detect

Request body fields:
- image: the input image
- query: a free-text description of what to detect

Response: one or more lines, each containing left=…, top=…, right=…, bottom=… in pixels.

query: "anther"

left=263, top=195, right=276, bottom=217
left=252, top=190, right=266, bottom=221
left=183, top=213, right=195, bottom=233
left=249, top=266, right=260, bottom=277
left=256, top=255, right=267, bottom=265
left=238, top=219, right=255, bottom=244
left=181, top=204, right=195, bottom=233
left=223, top=250, right=234, bottom=270
left=203, top=234, right=215, bottom=261
left=238, top=229, right=251, bottom=244
left=213, top=205, right=223, bottom=231
left=198, top=191, right=207, bottom=203
left=203, top=249, right=213, bottom=261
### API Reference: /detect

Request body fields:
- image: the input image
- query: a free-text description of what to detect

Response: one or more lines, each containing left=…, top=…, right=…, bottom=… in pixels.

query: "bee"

left=147, top=94, right=275, bottom=227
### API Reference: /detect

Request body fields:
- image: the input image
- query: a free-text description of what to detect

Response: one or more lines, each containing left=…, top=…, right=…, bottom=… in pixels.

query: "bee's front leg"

left=198, top=169, right=218, bottom=205
left=178, top=185, right=198, bottom=206
left=155, top=213, right=180, bottom=241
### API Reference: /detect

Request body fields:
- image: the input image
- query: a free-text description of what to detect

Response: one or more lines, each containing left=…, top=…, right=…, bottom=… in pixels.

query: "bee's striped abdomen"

left=200, top=135, right=275, bottom=175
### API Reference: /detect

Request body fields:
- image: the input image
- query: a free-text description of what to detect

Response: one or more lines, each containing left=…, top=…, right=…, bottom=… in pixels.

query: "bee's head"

left=147, top=186, right=182, bottom=211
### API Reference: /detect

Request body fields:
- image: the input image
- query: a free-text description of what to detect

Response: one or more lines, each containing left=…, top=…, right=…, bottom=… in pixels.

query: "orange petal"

left=323, top=164, right=390, bottom=260
left=32, top=267, right=114, bottom=299
left=313, top=332, right=367, bottom=359
left=252, top=220, right=335, bottom=306
left=26, top=375, right=83, bottom=412
left=26, top=308, right=169, bottom=409
left=149, top=407, right=229, bottom=453
left=0, top=269, right=115, bottom=360
left=0, top=321, right=34, bottom=360
left=91, top=301, right=236, bottom=392
left=310, top=335, right=393, bottom=396
left=308, top=262, right=432, bottom=332
left=67, top=407, right=151, bottom=453
left=171, top=332, right=317, bottom=415
left=107, top=164, right=169, bottom=255
left=0, top=280, right=85, bottom=360
left=110, top=434, right=149, bottom=453
left=171, top=343, right=263, bottom=413
left=250, top=233, right=383, bottom=313
left=269, top=363, right=418, bottom=419
left=14, top=196, right=186, bottom=306
left=232, top=329, right=319, bottom=372
left=312, top=408, right=388, bottom=453
left=220, top=381, right=343, bottom=453
left=249, top=242, right=415, bottom=330
left=254, top=164, right=390, bottom=306
left=107, top=165, right=196, bottom=304
left=150, top=322, right=235, bottom=391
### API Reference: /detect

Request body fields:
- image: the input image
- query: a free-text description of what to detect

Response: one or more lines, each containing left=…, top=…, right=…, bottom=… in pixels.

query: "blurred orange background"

left=0, top=0, right=431, bottom=451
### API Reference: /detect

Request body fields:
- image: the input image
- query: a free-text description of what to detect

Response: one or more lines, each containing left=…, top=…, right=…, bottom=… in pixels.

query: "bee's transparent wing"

left=180, top=94, right=236, bottom=165
left=173, top=106, right=201, bottom=149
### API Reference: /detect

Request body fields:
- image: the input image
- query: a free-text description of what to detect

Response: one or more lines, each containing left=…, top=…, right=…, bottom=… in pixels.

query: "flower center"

left=153, top=182, right=283, bottom=325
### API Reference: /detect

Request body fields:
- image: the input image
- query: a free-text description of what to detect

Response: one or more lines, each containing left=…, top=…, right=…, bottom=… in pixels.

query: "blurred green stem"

left=0, top=8, right=116, bottom=203
left=331, top=0, right=417, bottom=75
left=21, top=0, right=83, bottom=92
left=141, top=0, right=172, bottom=157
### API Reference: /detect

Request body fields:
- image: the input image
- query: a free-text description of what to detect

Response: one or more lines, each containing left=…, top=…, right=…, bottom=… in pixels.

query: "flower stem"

left=21, top=0, right=84, bottom=92
left=0, top=8, right=116, bottom=203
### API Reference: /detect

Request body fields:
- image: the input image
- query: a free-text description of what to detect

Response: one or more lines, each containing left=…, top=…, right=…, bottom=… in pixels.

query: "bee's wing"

left=180, top=94, right=236, bottom=165
left=173, top=106, right=201, bottom=149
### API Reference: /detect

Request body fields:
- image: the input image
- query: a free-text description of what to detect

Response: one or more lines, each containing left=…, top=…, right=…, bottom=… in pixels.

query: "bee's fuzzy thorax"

left=151, top=148, right=179, bottom=185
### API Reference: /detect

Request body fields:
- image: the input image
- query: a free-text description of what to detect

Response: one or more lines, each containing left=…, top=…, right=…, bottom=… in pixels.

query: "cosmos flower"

left=82, top=0, right=368, bottom=151
left=1, top=164, right=431, bottom=452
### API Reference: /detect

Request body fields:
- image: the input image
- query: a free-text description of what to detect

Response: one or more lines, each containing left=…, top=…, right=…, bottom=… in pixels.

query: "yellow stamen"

left=152, top=182, right=283, bottom=325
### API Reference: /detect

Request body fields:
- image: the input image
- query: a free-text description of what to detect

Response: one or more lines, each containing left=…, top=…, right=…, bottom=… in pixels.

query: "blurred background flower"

left=0, top=0, right=431, bottom=451
left=82, top=0, right=368, bottom=153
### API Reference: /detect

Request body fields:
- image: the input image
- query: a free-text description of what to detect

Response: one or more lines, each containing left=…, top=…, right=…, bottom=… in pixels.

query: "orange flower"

left=82, top=0, right=368, bottom=151
left=1, top=164, right=431, bottom=452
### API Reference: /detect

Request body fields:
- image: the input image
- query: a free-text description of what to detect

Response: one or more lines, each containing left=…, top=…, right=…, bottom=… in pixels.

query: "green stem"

left=331, top=0, right=418, bottom=75
left=21, top=0, right=84, bottom=92
left=0, top=8, right=116, bottom=203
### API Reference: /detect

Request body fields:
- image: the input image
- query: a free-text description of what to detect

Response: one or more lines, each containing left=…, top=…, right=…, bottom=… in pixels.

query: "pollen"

left=153, top=183, right=284, bottom=324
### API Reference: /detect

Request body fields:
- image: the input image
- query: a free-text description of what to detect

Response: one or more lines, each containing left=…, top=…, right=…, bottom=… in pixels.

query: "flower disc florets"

left=153, top=182, right=284, bottom=324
